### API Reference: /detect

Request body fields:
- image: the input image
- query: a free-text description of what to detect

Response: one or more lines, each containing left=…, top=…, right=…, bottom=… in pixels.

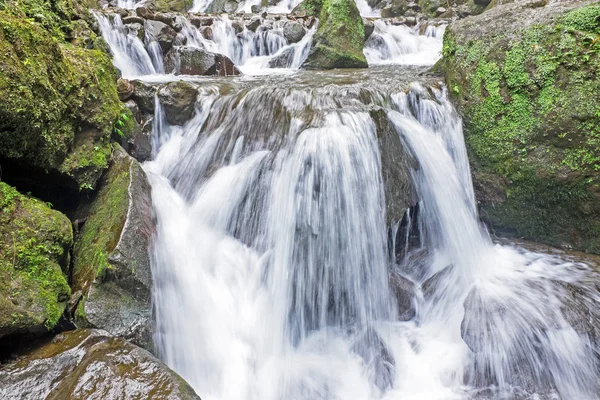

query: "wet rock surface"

left=157, top=81, right=199, bottom=126
left=72, top=145, right=155, bottom=351
left=351, top=327, right=396, bottom=392
left=0, top=329, right=200, bottom=400
left=164, top=46, right=241, bottom=76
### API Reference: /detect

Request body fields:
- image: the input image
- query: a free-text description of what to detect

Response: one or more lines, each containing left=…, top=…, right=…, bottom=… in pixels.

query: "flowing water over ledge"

left=94, top=4, right=600, bottom=399
left=138, top=69, right=600, bottom=400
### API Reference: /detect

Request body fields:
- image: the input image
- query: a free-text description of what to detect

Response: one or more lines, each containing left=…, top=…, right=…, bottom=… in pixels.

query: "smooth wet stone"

left=0, top=329, right=200, bottom=400
left=164, top=46, right=241, bottom=77
left=144, top=19, right=177, bottom=53
left=283, top=21, right=305, bottom=43
left=157, top=81, right=199, bottom=125
left=389, top=270, right=416, bottom=320
left=268, top=47, right=295, bottom=68
left=72, top=145, right=155, bottom=351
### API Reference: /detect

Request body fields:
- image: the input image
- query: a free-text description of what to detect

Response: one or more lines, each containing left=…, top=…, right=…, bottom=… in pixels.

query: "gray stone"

left=131, top=80, right=158, bottom=114
left=246, top=16, right=262, bottom=32
left=164, top=46, right=241, bottom=77
left=351, top=328, right=395, bottom=392
left=76, top=146, right=155, bottom=351
left=144, top=19, right=177, bottom=53
left=0, top=329, right=200, bottom=400
left=283, top=21, right=305, bottom=43
left=364, top=19, right=375, bottom=40
left=389, top=270, right=416, bottom=320
left=157, top=81, right=199, bottom=126
left=267, top=47, right=295, bottom=68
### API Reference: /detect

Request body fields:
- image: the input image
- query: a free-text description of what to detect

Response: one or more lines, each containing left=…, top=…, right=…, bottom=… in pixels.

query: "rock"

left=351, top=327, right=395, bottom=392
left=72, top=145, right=155, bottom=350
left=131, top=80, right=158, bottom=114
left=0, top=183, right=72, bottom=339
left=291, top=0, right=325, bottom=17
left=302, top=0, right=368, bottom=69
left=231, top=20, right=244, bottom=34
left=389, top=270, right=416, bottom=320
left=380, top=0, right=407, bottom=17
left=251, top=4, right=262, bottom=13
left=0, top=9, right=121, bottom=190
left=164, top=46, right=241, bottom=76
left=135, top=6, right=154, bottom=19
left=406, top=1, right=419, bottom=11
left=173, top=32, right=188, bottom=46
left=116, top=78, right=134, bottom=101
left=435, top=7, right=446, bottom=16
left=441, top=2, right=600, bottom=253
left=473, top=0, right=491, bottom=5
left=125, top=22, right=145, bottom=41
left=364, top=19, right=375, bottom=40
left=422, top=264, right=454, bottom=301
left=129, top=117, right=154, bottom=163
left=283, top=21, right=305, bottom=43
left=246, top=16, right=262, bottom=32
left=0, top=329, right=200, bottom=399
left=404, top=16, right=417, bottom=26
left=122, top=15, right=145, bottom=24
left=370, top=108, right=417, bottom=224
left=154, top=12, right=185, bottom=32
left=157, top=81, right=199, bottom=126
left=201, top=26, right=213, bottom=40
left=153, top=0, right=194, bottom=13
left=144, top=19, right=177, bottom=53
left=268, top=47, right=295, bottom=68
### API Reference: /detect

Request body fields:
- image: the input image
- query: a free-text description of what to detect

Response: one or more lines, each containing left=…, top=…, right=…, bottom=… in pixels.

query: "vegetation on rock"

left=0, top=0, right=122, bottom=190
left=302, top=0, right=368, bottom=69
left=0, top=182, right=72, bottom=337
left=441, top=2, right=600, bottom=252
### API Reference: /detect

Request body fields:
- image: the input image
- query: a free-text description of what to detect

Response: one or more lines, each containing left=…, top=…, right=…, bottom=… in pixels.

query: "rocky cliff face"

left=441, top=0, right=600, bottom=253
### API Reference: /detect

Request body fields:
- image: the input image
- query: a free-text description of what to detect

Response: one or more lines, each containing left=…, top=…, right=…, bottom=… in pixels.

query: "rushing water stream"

left=96, top=5, right=600, bottom=400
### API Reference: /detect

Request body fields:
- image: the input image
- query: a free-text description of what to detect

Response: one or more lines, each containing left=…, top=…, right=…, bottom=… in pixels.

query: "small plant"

left=113, top=112, right=130, bottom=138
left=80, top=183, right=93, bottom=191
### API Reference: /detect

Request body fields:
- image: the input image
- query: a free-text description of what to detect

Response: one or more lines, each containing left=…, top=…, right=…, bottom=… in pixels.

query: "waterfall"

left=364, top=21, right=447, bottom=66
left=145, top=73, right=600, bottom=400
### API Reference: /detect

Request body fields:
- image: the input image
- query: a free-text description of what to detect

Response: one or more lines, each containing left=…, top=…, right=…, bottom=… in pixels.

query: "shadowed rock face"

left=0, top=329, right=200, bottom=400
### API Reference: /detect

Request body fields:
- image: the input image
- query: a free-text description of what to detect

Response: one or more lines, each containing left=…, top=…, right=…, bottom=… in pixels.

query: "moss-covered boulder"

left=302, top=0, right=369, bottom=69
left=0, top=183, right=72, bottom=338
left=0, top=1, right=122, bottom=191
left=440, top=1, right=600, bottom=253
left=72, top=145, right=154, bottom=350
left=0, top=329, right=201, bottom=399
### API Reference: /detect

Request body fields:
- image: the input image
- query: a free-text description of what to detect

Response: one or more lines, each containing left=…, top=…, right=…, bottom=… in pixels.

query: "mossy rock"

left=302, top=0, right=368, bottom=69
left=441, top=1, right=600, bottom=252
left=0, top=329, right=201, bottom=399
left=72, top=145, right=154, bottom=350
left=0, top=182, right=72, bottom=338
left=0, top=3, right=122, bottom=190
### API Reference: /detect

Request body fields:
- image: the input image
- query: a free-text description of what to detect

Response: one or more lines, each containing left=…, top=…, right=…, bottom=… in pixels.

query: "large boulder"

left=441, top=1, right=600, bottom=253
left=157, top=81, right=199, bottom=126
left=0, top=8, right=122, bottom=191
left=302, top=0, right=369, bottom=69
left=0, top=329, right=200, bottom=400
left=283, top=21, right=306, bottom=43
left=164, top=46, right=241, bottom=76
left=0, top=183, right=72, bottom=339
left=72, top=145, right=154, bottom=351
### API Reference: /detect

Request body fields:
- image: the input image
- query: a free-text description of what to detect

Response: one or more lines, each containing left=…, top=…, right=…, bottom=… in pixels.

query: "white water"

left=364, top=21, right=446, bottom=66
left=94, top=12, right=315, bottom=77
left=144, top=77, right=600, bottom=400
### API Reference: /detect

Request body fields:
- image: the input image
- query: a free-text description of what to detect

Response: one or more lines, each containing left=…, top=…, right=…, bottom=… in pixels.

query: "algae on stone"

left=0, top=182, right=72, bottom=338
left=302, top=0, right=368, bottom=69
left=441, top=1, right=600, bottom=252
left=72, top=145, right=154, bottom=350
left=0, top=2, right=122, bottom=190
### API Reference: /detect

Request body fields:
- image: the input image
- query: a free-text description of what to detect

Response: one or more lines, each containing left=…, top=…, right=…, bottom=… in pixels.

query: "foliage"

left=442, top=4, right=600, bottom=252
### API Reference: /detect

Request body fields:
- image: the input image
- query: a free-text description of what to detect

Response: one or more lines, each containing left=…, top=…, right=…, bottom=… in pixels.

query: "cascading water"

left=364, top=21, right=446, bottom=66
left=143, top=69, right=600, bottom=400
left=95, top=2, right=600, bottom=398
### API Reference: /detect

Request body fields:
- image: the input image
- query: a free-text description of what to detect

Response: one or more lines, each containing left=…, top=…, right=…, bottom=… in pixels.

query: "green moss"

left=0, top=182, right=72, bottom=335
left=72, top=147, right=133, bottom=295
left=292, top=0, right=324, bottom=16
left=561, top=4, right=600, bottom=34
left=303, top=0, right=367, bottom=69
left=0, top=3, right=122, bottom=190
left=442, top=5, right=600, bottom=252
